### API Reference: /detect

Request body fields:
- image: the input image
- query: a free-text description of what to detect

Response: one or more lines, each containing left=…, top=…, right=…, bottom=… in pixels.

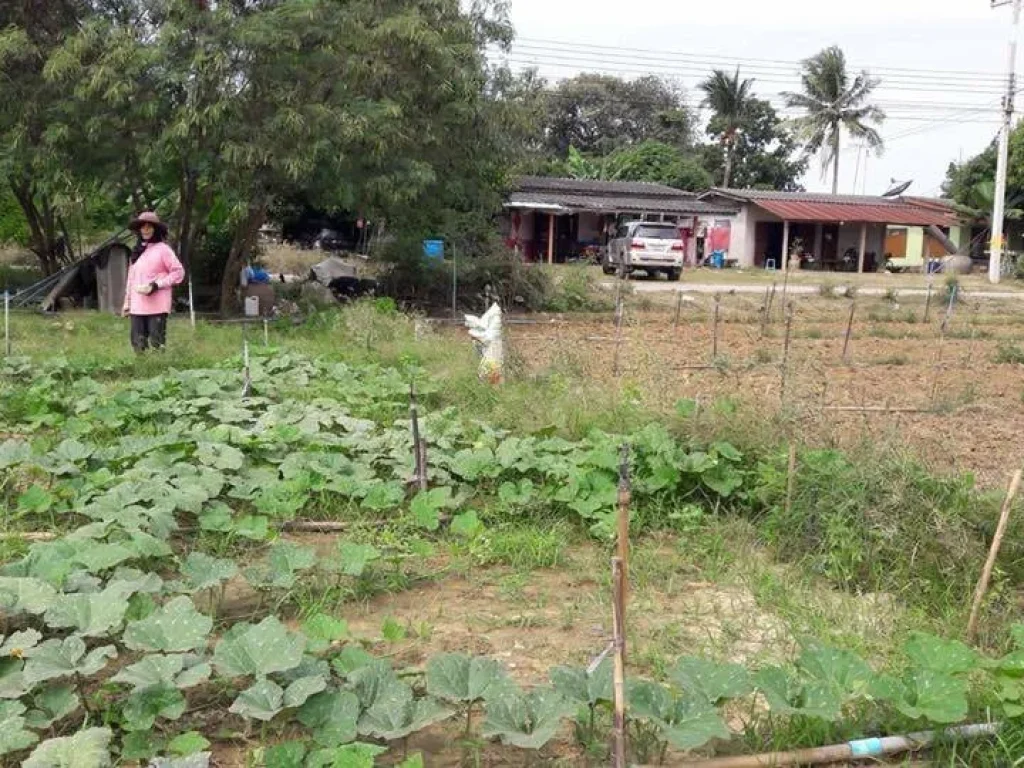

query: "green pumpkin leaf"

left=357, top=677, right=454, bottom=740
left=43, top=587, right=130, bottom=637
left=550, top=658, right=613, bottom=706
left=167, top=732, right=210, bottom=757
left=0, top=701, right=38, bottom=757
left=23, top=637, right=117, bottom=684
left=111, top=654, right=186, bottom=690
left=870, top=670, right=969, bottom=723
left=196, top=442, right=245, bottom=471
left=122, top=597, right=212, bottom=653
left=302, top=614, right=348, bottom=653
left=122, top=683, right=187, bottom=731
left=264, top=740, right=306, bottom=768
left=671, top=656, right=752, bottom=705
left=904, top=633, right=980, bottom=676
left=754, top=667, right=842, bottom=721
left=481, top=687, right=572, bottom=749
left=23, top=727, right=113, bottom=768
left=334, top=542, right=379, bottom=577
left=0, top=577, right=58, bottom=615
left=24, top=684, right=80, bottom=729
left=284, top=675, right=328, bottom=709
left=213, top=616, right=304, bottom=678
left=297, top=690, right=360, bottom=747
left=0, top=628, right=42, bottom=656
left=410, top=487, right=454, bottom=531
left=229, top=678, right=284, bottom=721
left=427, top=652, right=510, bottom=703
left=178, top=553, right=238, bottom=593
left=306, top=743, right=386, bottom=768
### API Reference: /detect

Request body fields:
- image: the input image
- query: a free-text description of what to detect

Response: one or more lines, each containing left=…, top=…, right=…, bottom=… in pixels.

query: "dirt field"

left=496, top=291, right=1024, bottom=489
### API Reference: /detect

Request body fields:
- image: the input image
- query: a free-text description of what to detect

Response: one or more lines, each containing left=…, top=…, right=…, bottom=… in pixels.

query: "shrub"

left=541, top=266, right=613, bottom=313
left=995, top=341, right=1024, bottom=365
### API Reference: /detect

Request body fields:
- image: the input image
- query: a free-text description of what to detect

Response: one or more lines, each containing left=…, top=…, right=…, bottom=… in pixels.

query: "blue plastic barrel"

left=423, top=239, right=445, bottom=259
left=711, top=251, right=725, bottom=269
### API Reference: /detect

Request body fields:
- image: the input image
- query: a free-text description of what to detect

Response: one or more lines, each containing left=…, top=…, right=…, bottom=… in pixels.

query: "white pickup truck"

left=603, top=221, right=685, bottom=280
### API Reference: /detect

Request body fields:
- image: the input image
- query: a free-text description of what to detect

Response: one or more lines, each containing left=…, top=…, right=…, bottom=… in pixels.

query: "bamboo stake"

left=766, top=282, right=777, bottom=321
left=784, top=443, right=798, bottom=517
left=4, top=290, right=9, bottom=356
left=779, top=263, right=791, bottom=322
left=611, top=556, right=628, bottom=768
left=779, top=303, right=794, bottom=406
left=241, top=338, right=251, bottom=399
left=941, top=283, right=958, bottom=335
left=923, top=278, right=933, bottom=323
left=263, top=318, right=269, bottom=347
left=617, top=444, right=631, bottom=576
left=967, top=468, right=1023, bottom=643
left=759, top=285, right=771, bottom=338
left=409, top=383, right=428, bottom=492
left=841, top=301, right=856, bottom=363
left=188, top=275, right=196, bottom=329
left=711, top=293, right=721, bottom=360
left=673, top=289, right=684, bottom=328
left=823, top=406, right=929, bottom=414
left=613, top=291, right=625, bottom=377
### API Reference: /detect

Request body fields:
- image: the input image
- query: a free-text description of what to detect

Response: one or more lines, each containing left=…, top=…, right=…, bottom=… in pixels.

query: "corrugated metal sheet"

left=754, top=199, right=955, bottom=226
left=506, top=193, right=736, bottom=216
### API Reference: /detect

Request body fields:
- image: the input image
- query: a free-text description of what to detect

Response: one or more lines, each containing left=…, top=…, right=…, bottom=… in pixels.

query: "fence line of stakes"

left=779, top=302, right=794, bottom=407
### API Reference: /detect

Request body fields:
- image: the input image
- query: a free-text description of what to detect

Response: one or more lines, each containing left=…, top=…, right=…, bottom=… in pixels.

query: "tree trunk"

left=831, top=127, right=841, bottom=195
left=218, top=201, right=266, bottom=316
left=9, top=178, right=64, bottom=276
left=723, top=138, right=734, bottom=189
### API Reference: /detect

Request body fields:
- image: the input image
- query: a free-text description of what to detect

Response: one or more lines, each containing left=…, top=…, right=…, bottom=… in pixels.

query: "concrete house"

left=698, top=189, right=969, bottom=272
left=501, top=177, right=737, bottom=265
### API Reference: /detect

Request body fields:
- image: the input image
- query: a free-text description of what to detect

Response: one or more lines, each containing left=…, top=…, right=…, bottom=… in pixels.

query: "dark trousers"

left=130, top=313, right=168, bottom=352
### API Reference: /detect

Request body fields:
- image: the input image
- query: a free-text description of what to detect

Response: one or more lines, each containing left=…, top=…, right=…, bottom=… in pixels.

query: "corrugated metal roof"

left=516, top=176, right=698, bottom=198
left=754, top=199, right=955, bottom=226
left=709, top=188, right=899, bottom=205
left=506, top=192, right=736, bottom=216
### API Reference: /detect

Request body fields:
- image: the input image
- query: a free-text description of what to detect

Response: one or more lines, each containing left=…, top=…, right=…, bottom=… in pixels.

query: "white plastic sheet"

left=465, top=302, right=504, bottom=384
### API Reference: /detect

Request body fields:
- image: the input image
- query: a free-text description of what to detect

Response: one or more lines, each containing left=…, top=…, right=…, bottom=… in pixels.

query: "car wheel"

left=666, top=268, right=681, bottom=281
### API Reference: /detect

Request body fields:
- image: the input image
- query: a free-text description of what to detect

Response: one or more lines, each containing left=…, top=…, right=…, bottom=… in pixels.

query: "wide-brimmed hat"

left=129, top=211, right=168, bottom=236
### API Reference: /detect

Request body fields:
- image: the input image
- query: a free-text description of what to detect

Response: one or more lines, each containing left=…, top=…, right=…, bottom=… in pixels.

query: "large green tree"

left=544, top=74, right=697, bottom=157
left=703, top=99, right=807, bottom=191
left=0, top=0, right=88, bottom=274
left=566, top=141, right=711, bottom=191
left=699, top=68, right=755, bottom=188
left=47, top=0, right=513, bottom=310
left=783, top=46, right=885, bottom=194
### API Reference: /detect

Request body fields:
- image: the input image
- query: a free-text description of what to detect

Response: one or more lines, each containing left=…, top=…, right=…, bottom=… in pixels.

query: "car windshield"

left=635, top=225, right=679, bottom=240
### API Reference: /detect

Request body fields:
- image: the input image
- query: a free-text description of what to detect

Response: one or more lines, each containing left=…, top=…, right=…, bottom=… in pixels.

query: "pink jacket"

left=123, top=242, right=185, bottom=316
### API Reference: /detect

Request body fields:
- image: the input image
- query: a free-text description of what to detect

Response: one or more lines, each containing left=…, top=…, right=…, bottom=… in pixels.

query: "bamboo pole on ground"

left=841, top=301, right=856, bottom=363
left=967, top=468, right=1023, bottom=643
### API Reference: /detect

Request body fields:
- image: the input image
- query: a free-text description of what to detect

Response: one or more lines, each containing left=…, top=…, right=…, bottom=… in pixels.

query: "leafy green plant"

left=427, top=652, right=511, bottom=733
left=481, top=686, right=572, bottom=749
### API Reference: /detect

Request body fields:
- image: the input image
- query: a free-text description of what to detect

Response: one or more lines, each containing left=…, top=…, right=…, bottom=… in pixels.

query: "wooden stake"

left=842, top=301, right=856, bottom=363
left=613, top=292, right=625, bottom=377
left=410, top=383, right=428, bottom=492
left=767, top=282, right=777, bottom=321
left=941, top=283, right=958, bottom=335
left=779, top=303, right=794, bottom=406
left=780, top=263, right=791, bottom=322
left=823, top=405, right=928, bottom=414
left=923, top=279, right=933, bottom=323
left=617, top=443, right=631, bottom=584
left=188, top=275, right=196, bottom=329
left=263, top=318, right=269, bottom=347
left=784, top=443, right=798, bottom=517
left=759, top=285, right=771, bottom=338
left=967, top=468, right=1023, bottom=643
left=611, top=556, right=628, bottom=768
left=241, top=339, right=251, bottom=399
left=4, top=291, right=9, bottom=357
left=711, top=293, right=721, bottom=361
left=673, top=289, right=684, bottom=328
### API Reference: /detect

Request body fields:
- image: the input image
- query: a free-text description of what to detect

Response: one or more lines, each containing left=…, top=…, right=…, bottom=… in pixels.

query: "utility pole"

left=990, top=0, right=1022, bottom=284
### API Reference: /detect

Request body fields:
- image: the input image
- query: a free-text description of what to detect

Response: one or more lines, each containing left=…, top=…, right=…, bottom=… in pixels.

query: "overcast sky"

left=499, top=0, right=1020, bottom=196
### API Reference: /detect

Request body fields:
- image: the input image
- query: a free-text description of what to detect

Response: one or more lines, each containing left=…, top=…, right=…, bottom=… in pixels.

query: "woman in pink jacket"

left=122, top=212, right=185, bottom=351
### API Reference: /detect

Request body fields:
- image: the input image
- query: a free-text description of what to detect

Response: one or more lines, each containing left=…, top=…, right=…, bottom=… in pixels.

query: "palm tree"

left=699, top=68, right=755, bottom=188
left=782, top=46, right=885, bottom=194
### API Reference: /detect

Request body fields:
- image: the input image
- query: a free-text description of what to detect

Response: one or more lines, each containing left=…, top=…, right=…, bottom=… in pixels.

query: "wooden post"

left=410, top=383, right=428, bottom=492
left=967, top=469, right=1024, bottom=643
left=611, top=556, right=628, bottom=768
left=857, top=222, right=868, bottom=274
left=188, top=275, right=196, bottom=329
left=673, top=290, right=684, bottom=328
left=842, top=301, right=856, bottom=363
left=767, top=282, right=777, bottom=322
left=760, top=286, right=771, bottom=337
left=780, top=303, right=794, bottom=406
left=712, top=293, right=721, bottom=360
left=923, top=278, right=933, bottom=323
left=781, top=220, right=790, bottom=272
left=613, top=291, right=625, bottom=377
left=451, top=245, right=458, bottom=319
left=4, top=291, right=9, bottom=357
left=617, top=444, right=631, bottom=584
left=241, top=339, right=251, bottom=399
left=547, top=214, right=555, bottom=265
left=814, top=223, right=823, bottom=262
left=263, top=318, right=269, bottom=347
left=784, top=443, right=798, bottom=517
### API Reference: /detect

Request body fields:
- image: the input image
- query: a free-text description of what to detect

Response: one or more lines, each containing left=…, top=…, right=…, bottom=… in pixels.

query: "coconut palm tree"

left=699, top=68, right=755, bottom=188
left=782, top=46, right=885, bottom=194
